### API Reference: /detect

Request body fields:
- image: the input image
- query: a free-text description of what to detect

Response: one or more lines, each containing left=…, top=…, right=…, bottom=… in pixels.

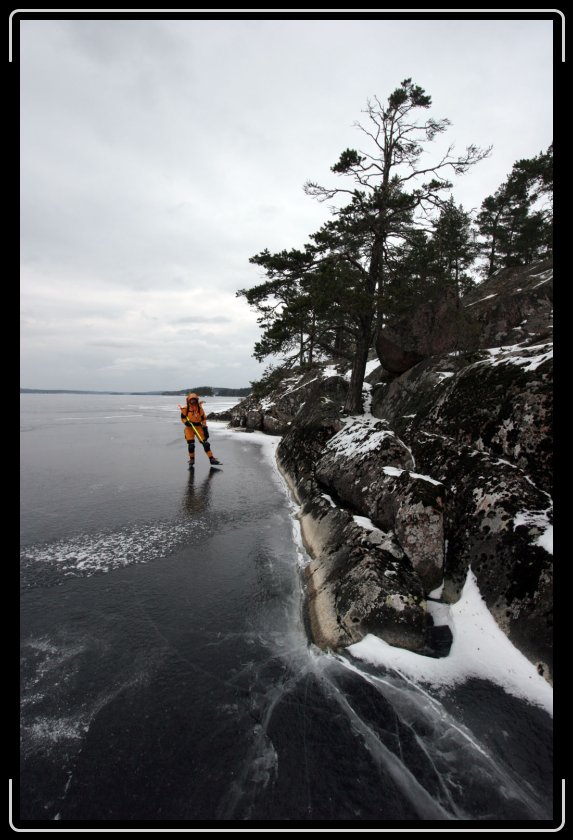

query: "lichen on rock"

left=227, top=260, right=553, bottom=681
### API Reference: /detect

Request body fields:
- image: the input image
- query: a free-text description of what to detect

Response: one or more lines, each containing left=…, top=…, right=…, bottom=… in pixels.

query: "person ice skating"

left=180, top=393, right=221, bottom=468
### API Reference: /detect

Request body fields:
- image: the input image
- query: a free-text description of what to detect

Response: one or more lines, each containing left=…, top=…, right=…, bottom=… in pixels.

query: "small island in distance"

left=20, top=386, right=251, bottom=397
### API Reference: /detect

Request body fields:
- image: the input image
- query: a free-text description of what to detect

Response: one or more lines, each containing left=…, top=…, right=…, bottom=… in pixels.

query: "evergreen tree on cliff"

left=238, top=247, right=315, bottom=367
left=305, top=79, right=490, bottom=413
left=380, top=199, right=477, bottom=329
left=240, top=244, right=360, bottom=368
left=430, top=198, right=478, bottom=300
left=477, top=144, right=553, bottom=276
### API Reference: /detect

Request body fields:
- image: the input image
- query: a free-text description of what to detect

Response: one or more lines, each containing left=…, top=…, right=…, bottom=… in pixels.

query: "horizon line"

left=20, top=386, right=251, bottom=394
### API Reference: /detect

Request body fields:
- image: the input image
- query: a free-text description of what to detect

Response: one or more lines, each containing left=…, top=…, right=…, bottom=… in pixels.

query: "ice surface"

left=215, top=426, right=309, bottom=570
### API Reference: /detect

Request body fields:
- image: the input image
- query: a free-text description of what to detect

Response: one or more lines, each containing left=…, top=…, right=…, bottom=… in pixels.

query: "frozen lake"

left=19, top=394, right=554, bottom=824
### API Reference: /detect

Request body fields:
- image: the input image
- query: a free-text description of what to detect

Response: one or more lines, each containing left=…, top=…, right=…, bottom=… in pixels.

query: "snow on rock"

left=274, top=353, right=554, bottom=680
left=317, top=421, right=445, bottom=592
left=373, top=335, right=552, bottom=497
left=530, top=268, right=553, bottom=285
left=228, top=365, right=348, bottom=435
left=321, top=492, right=337, bottom=509
left=353, top=514, right=379, bottom=532
left=464, top=292, right=499, bottom=308
left=348, top=569, right=553, bottom=717
left=483, top=341, right=553, bottom=372
left=275, top=393, right=432, bottom=652
left=513, top=508, right=553, bottom=555
left=364, top=358, right=381, bottom=377
left=362, top=381, right=373, bottom=414
left=324, top=420, right=397, bottom=460
left=382, top=466, right=441, bottom=486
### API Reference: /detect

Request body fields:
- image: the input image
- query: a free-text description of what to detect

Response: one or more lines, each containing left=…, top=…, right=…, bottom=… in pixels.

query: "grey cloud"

left=19, top=17, right=554, bottom=391
left=173, top=316, right=232, bottom=325
left=88, top=339, right=142, bottom=348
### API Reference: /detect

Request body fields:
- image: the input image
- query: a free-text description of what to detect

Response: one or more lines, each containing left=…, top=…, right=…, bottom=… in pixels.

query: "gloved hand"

left=180, top=413, right=186, bottom=420
left=202, top=426, right=209, bottom=440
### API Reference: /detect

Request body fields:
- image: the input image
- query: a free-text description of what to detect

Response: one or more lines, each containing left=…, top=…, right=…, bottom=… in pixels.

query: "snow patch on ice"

left=20, top=518, right=209, bottom=585
left=348, top=569, right=552, bottom=716
left=28, top=716, right=86, bottom=745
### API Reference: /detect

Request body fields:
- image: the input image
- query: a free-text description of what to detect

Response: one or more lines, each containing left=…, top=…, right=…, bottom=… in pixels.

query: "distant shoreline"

left=20, top=388, right=251, bottom=397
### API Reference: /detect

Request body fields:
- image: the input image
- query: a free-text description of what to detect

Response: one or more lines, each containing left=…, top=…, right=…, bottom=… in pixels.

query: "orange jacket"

left=180, top=394, right=207, bottom=428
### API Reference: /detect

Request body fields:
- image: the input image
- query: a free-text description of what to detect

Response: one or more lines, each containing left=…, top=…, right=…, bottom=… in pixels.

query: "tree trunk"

left=308, top=311, right=315, bottom=365
left=488, top=233, right=497, bottom=276
left=488, top=211, right=502, bottom=276
left=344, top=229, right=382, bottom=414
left=344, top=328, right=370, bottom=414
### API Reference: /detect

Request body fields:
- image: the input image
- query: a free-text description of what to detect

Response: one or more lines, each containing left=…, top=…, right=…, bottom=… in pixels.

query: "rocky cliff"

left=225, top=261, right=553, bottom=683
left=375, top=257, right=553, bottom=373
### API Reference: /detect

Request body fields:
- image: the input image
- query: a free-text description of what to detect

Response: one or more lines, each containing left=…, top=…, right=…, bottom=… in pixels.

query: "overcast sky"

left=20, top=15, right=555, bottom=392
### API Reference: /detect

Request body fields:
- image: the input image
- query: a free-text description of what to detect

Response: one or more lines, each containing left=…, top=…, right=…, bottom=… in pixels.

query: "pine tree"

left=304, top=79, right=490, bottom=412
left=430, top=198, right=478, bottom=300
left=477, top=144, right=552, bottom=276
left=239, top=239, right=366, bottom=370
left=381, top=230, right=435, bottom=327
left=237, top=247, right=315, bottom=368
left=239, top=80, right=490, bottom=410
